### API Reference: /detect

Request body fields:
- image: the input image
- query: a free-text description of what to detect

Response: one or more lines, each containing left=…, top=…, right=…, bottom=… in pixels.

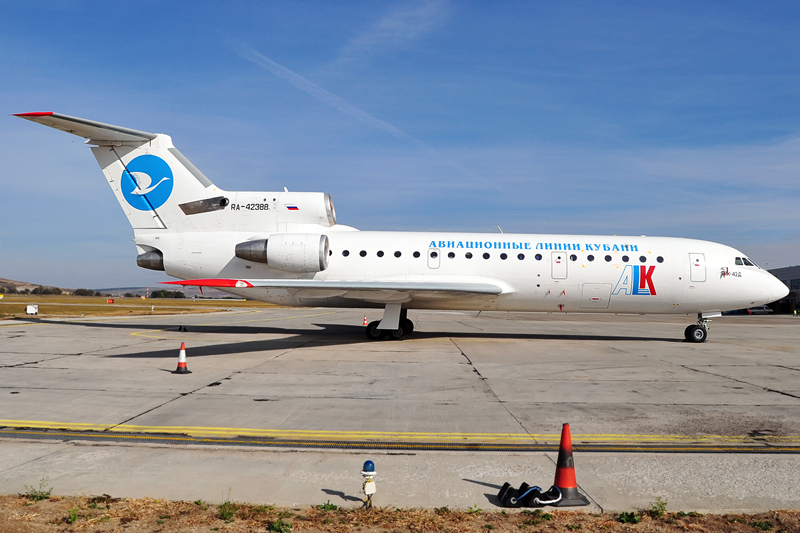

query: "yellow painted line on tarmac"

left=1, top=429, right=798, bottom=453
left=2, top=429, right=794, bottom=452
left=1, top=419, right=798, bottom=445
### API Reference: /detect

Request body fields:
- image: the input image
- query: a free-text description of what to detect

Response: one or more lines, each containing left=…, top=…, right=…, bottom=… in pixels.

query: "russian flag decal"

left=285, top=205, right=299, bottom=211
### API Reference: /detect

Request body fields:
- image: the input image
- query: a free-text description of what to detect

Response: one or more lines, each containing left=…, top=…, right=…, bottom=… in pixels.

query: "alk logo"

left=613, top=265, right=657, bottom=296
left=121, top=155, right=174, bottom=211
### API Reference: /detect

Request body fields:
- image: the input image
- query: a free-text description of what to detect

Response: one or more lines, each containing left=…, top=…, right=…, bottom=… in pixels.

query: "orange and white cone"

left=173, top=342, right=192, bottom=374
left=551, top=423, right=590, bottom=506
left=363, top=315, right=368, bottom=326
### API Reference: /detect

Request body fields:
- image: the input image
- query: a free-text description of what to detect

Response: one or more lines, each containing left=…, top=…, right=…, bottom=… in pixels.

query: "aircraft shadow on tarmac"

left=17, top=319, right=681, bottom=359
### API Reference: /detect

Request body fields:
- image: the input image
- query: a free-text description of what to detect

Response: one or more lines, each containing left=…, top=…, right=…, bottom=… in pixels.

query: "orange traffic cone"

left=551, top=423, right=590, bottom=506
left=173, top=342, right=192, bottom=374
left=363, top=314, right=368, bottom=326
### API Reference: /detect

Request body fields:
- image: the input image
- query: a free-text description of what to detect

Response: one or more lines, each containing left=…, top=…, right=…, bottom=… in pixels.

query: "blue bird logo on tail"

left=121, top=155, right=174, bottom=210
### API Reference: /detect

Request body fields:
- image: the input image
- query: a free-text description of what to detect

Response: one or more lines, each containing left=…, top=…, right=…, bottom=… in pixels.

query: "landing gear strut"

left=365, top=306, right=415, bottom=341
left=684, top=315, right=710, bottom=343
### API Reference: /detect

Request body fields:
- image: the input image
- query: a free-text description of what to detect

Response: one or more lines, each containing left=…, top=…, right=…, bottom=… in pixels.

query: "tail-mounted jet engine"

left=136, top=250, right=165, bottom=271
left=235, top=233, right=329, bottom=273
left=274, top=192, right=337, bottom=227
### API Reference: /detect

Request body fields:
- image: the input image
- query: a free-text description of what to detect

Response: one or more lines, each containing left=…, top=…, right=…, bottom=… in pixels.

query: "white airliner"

left=16, top=112, right=788, bottom=342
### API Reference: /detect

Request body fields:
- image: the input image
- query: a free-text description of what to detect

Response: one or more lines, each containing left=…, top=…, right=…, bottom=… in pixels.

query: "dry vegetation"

left=1, top=493, right=797, bottom=533
left=0, top=295, right=275, bottom=319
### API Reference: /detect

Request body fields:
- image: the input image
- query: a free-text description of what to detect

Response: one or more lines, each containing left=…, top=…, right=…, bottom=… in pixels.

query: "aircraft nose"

left=767, top=274, right=789, bottom=303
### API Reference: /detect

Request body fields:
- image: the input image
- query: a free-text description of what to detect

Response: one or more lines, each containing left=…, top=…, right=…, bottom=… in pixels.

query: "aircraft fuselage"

left=139, top=228, right=784, bottom=315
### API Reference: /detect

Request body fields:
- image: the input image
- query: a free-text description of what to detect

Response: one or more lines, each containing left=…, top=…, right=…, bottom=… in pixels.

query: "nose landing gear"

left=684, top=314, right=711, bottom=343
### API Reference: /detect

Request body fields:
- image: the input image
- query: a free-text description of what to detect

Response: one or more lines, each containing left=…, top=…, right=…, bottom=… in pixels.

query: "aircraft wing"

left=162, top=278, right=505, bottom=302
left=14, top=112, right=157, bottom=143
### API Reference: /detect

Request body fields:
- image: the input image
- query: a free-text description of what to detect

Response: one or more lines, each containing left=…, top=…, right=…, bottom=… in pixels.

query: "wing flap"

left=15, top=112, right=157, bottom=143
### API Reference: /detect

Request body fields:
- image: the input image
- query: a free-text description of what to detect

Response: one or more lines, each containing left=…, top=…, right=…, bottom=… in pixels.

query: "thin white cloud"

left=228, top=39, right=494, bottom=189
left=230, top=40, right=414, bottom=142
left=337, top=0, right=449, bottom=65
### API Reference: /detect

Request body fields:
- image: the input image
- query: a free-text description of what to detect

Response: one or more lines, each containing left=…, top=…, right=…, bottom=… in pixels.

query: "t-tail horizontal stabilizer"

left=15, top=111, right=222, bottom=232
left=14, top=112, right=157, bottom=144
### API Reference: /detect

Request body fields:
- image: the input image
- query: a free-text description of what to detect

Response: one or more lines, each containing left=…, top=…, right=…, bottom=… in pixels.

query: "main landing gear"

left=365, top=304, right=414, bottom=341
left=684, top=314, right=711, bottom=343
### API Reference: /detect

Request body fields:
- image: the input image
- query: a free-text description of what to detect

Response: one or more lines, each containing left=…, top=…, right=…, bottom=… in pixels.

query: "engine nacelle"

left=276, top=192, right=336, bottom=227
left=235, top=233, right=329, bottom=273
left=136, top=250, right=165, bottom=271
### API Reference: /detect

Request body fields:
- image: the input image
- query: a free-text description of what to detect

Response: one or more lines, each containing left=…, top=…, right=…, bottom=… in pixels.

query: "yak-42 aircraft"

left=16, top=112, right=788, bottom=342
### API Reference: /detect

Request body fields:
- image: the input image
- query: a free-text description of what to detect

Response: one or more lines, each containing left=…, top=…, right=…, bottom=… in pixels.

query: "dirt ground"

left=1, top=493, right=797, bottom=533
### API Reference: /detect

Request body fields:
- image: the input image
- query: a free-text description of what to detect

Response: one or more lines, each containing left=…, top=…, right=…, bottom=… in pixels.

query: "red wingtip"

left=13, top=112, right=54, bottom=117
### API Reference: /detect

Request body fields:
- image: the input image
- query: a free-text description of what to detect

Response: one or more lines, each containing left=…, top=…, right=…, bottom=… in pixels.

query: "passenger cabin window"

left=377, top=250, right=384, bottom=257
left=448, top=252, right=455, bottom=259
left=342, top=250, right=350, bottom=257
left=394, top=251, right=402, bottom=258
left=500, top=253, right=507, bottom=260
left=587, top=255, right=594, bottom=262
left=465, top=252, right=473, bottom=259
left=413, top=251, right=420, bottom=258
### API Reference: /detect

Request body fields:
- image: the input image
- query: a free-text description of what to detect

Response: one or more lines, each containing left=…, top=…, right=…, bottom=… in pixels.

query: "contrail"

left=228, top=40, right=495, bottom=189
left=230, top=41, right=414, bottom=142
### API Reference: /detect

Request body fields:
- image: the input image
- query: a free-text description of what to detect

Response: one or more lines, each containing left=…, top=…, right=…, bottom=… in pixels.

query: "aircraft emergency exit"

left=16, top=112, right=789, bottom=342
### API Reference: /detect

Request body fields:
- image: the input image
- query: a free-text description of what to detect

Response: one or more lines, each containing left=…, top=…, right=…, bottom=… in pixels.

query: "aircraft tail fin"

left=15, top=112, right=226, bottom=231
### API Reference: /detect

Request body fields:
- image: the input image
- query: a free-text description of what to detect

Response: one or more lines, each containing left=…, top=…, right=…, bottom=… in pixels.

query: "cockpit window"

left=735, top=257, right=743, bottom=266
left=743, top=258, right=756, bottom=267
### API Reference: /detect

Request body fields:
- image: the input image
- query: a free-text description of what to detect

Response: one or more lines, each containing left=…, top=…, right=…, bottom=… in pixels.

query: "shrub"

left=24, top=478, right=53, bottom=501
left=618, top=512, right=640, bottom=524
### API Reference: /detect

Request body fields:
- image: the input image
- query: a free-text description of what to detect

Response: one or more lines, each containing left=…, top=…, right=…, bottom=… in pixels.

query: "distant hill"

left=0, top=277, right=69, bottom=293
left=95, top=286, right=231, bottom=298
left=0, top=278, right=230, bottom=299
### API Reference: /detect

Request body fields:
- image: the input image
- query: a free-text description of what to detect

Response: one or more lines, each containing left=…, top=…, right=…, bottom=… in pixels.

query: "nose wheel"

left=684, top=316, right=710, bottom=343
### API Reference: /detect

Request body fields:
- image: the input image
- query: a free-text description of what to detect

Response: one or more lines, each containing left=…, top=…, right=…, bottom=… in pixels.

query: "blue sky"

left=2, top=1, right=800, bottom=288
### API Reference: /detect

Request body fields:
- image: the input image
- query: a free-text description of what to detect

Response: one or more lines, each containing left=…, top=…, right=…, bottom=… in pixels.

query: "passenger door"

left=689, top=253, right=706, bottom=282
